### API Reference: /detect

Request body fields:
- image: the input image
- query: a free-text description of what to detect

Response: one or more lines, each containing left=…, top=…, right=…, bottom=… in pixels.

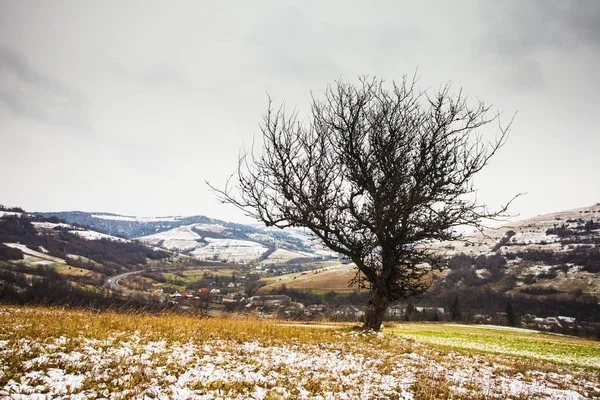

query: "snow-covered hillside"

left=28, top=220, right=129, bottom=243
left=435, top=203, right=600, bottom=257
left=35, top=211, right=338, bottom=263
left=91, top=214, right=180, bottom=222
left=434, top=203, right=600, bottom=296
left=190, top=238, right=269, bottom=263
left=136, top=222, right=327, bottom=264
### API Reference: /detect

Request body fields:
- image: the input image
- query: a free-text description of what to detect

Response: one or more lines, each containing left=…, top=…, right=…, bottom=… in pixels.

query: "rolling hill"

left=37, top=211, right=336, bottom=264
left=0, top=208, right=177, bottom=307
left=256, top=203, right=600, bottom=320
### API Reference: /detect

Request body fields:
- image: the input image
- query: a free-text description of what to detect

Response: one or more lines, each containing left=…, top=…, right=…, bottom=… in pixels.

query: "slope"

left=37, top=211, right=336, bottom=264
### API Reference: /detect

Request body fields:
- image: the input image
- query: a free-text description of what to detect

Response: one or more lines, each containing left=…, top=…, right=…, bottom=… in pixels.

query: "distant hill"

left=259, top=264, right=359, bottom=294
left=36, top=211, right=336, bottom=264
left=432, top=203, right=600, bottom=295
left=0, top=207, right=177, bottom=307
left=258, top=204, right=600, bottom=321
left=34, top=211, right=216, bottom=238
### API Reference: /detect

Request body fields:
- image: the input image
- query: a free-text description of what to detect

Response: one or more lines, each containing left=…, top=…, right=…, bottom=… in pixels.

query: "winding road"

left=105, top=269, right=148, bottom=297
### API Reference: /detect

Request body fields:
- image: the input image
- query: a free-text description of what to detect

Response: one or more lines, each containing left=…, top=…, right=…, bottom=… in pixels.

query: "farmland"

left=259, top=264, right=359, bottom=294
left=1, top=306, right=599, bottom=399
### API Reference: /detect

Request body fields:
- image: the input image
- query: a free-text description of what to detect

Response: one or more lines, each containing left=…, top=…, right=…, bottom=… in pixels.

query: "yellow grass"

left=2, top=306, right=599, bottom=399
left=260, top=264, right=359, bottom=294
left=0, top=306, right=350, bottom=347
left=53, top=264, right=97, bottom=277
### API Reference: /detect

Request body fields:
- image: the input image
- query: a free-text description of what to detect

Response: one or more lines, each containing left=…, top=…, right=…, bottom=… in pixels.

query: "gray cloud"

left=140, top=64, right=188, bottom=87
left=0, top=45, right=91, bottom=130
left=479, top=1, right=600, bottom=56
left=113, top=61, right=191, bottom=90
left=474, top=1, right=600, bottom=90
left=247, top=6, right=342, bottom=81
left=0, top=1, right=598, bottom=223
left=500, top=58, right=546, bottom=91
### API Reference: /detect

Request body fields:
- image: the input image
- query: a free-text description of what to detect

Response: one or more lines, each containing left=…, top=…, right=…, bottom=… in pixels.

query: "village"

left=160, top=286, right=597, bottom=336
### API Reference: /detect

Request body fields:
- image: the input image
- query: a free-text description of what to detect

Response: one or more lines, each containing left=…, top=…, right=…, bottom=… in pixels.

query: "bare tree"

left=210, top=76, right=516, bottom=331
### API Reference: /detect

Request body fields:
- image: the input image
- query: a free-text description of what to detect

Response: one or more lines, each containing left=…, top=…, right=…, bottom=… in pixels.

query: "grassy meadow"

left=259, top=265, right=359, bottom=294
left=1, top=306, right=599, bottom=399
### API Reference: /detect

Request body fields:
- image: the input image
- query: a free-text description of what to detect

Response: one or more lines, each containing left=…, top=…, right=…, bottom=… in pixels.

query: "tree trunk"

left=363, top=289, right=389, bottom=331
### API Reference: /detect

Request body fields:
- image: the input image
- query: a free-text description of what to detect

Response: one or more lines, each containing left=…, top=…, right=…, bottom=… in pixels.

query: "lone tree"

left=211, top=76, right=515, bottom=331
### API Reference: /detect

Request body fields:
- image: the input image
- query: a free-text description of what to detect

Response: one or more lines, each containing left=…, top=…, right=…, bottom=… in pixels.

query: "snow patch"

left=191, top=238, right=268, bottom=263
left=91, top=214, right=180, bottom=222
left=69, top=230, right=128, bottom=242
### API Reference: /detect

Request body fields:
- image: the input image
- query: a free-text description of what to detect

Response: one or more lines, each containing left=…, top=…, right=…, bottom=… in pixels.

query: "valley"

left=3, top=203, right=600, bottom=333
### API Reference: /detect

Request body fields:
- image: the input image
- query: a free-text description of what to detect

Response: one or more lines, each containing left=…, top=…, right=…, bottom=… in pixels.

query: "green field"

left=389, top=323, right=600, bottom=369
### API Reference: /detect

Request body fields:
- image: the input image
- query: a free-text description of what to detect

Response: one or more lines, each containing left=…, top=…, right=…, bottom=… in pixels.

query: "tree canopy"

left=212, top=75, right=515, bottom=330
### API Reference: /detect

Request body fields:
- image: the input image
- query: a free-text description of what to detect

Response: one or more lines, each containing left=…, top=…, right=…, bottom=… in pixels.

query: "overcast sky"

left=1, top=0, right=599, bottom=224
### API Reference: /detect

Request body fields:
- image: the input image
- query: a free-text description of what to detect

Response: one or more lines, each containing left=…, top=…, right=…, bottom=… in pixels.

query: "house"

left=558, top=316, right=576, bottom=327
left=386, top=304, right=404, bottom=319
left=538, top=317, right=562, bottom=329
left=521, top=314, right=537, bottom=323
left=223, top=293, right=237, bottom=303
left=170, top=292, right=183, bottom=298
left=473, top=314, right=492, bottom=324
left=200, top=287, right=211, bottom=293
left=155, top=287, right=164, bottom=294
left=334, top=305, right=365, bottom=319
left=210, top=288, right=221, bottom=294
left=385, top=305, right=445, bottom=320
left=248, top=295, right=291, bottom=308
left=415, top=307, right=445, bottom=315
left=308, top=304, right=327, bottom=312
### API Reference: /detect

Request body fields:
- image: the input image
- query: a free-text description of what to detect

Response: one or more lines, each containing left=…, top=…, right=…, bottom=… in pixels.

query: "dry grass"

left=2, top=306, right=599, bottom=399
left=260, top=265, right=359, bottom=294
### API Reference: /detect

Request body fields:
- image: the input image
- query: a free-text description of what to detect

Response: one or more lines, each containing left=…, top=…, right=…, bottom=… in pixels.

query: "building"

left=558, top=316, right=576, bottom=327
left=386, top=304, right=404, bottom=319
left=248, top=295, right=291, bottom=308
left=334, top=305, right=365, bottom=320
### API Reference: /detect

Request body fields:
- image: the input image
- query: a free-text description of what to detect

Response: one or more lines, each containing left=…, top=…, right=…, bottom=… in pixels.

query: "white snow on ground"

left=91, top=214, right=180, bottom=222
left=3, top=243, right=66, bottom=264
left=475, top=269, right=489, bottom=279
left=247, top=232, right=278, bottom=244
left=1, top=312, right=597, bottom=399
left=430, top=203, right=600, bottom=259
left=31, top=221, right=71, bottom=229
left=159, top=239, right=201, bottom=252
left=191, top=238, right=268, bottom=263
left=190, top=223, right=226, bottom=233
left=69, top=230, right=128, bottom=242
left=262, top=248, right=316, bottom=264
left=0, top=211, right=23, bottom=218
left=257, top=226, right=338, bottom=258
left=525, top=263, right=556, bottom=276
left=138, top=226, right=202, bottom=251
left=141, top=226, right=201, bottom=241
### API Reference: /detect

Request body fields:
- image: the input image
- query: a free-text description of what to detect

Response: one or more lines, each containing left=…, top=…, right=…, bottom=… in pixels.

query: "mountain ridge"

left=33, top=210, right=335, bottom=263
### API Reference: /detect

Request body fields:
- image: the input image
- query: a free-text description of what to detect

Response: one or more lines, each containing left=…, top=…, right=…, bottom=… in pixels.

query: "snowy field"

left=1, top=307, right=599, bottom=399
left=261, top=248, right=315, bottom=264
left=69, top=230, right=128, bottom=242
left=138, top=226, right=202, bottom=251
left=190, top=238, right=268, bottom=263
left=2, top=243, right=66, bottom=265
left=91, top=214, right=180, bottom=222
